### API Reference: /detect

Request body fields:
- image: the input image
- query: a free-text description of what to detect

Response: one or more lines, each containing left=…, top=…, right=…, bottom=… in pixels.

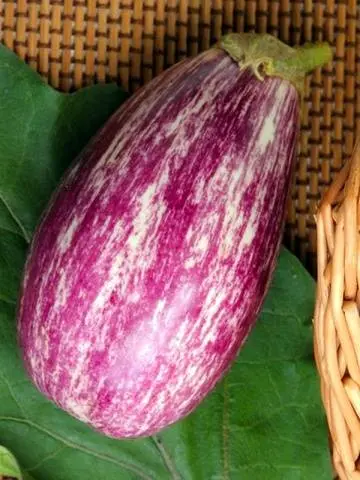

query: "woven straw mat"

left=0, top=1, right=359, bottom=273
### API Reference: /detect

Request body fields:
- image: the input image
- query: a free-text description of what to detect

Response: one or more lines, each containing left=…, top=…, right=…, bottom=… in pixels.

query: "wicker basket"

left=0, top=0, right=358, bottom=273
left=315, top=138, right=360, bottom=480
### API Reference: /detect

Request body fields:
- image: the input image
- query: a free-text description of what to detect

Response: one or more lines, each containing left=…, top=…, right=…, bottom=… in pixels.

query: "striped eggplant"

left=18, top=34, right=331, bottom=438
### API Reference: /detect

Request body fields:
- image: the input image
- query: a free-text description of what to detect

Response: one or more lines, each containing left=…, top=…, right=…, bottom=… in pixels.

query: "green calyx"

left=217, top=33, right=332, bottom=93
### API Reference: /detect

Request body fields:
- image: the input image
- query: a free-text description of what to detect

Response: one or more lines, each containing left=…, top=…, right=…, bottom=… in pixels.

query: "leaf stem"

left=152, top=436, right=182, bottom=480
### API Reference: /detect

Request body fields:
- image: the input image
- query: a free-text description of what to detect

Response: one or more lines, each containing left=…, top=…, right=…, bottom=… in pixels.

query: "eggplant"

left=18, top=34, right=331, bottom=437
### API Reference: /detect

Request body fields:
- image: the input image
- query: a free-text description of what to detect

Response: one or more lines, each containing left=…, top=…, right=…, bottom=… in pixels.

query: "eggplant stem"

left=218, top=33, right=332, bottom=93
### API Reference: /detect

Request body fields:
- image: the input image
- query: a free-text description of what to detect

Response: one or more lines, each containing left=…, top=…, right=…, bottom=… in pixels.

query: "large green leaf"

left=0, top=44, right=332, bottom=479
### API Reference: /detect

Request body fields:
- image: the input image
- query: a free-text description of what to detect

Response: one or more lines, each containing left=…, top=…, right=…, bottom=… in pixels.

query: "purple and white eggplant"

left=18, top=34, right=331, bottom=438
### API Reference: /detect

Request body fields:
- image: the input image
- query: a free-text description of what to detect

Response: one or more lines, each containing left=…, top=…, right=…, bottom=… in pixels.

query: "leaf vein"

left=0, top=416, right=153, bottom=480
left=0, top=296, right=16, bottom=306
left=0, top=193, right=30, bottom=243
left=0, top=368, right=27, bottom=419
left=152, top=436, right=182, bottom=480
left=26, top=445, right=67, bottom=472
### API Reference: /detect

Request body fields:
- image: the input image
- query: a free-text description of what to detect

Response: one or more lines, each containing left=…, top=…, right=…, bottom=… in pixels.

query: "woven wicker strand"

left=315, top=138, right=360, bottom=479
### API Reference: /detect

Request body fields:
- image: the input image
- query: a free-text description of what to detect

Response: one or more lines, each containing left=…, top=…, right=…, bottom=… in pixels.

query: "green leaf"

left=0, top=445, right=22, bottom=478
left=0, top=43, right=127, bottom=241
left=0, top=44, right=332, bottom=479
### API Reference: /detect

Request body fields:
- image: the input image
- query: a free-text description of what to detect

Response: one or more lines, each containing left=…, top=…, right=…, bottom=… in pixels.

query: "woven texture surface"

left=0, top=0, right=359, bottom=271
left=314, top=139, right=360, bottom=480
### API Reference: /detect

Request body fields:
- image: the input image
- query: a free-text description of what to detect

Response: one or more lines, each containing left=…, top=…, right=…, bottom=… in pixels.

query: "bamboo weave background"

left=0, top=0, right=359, bottom=272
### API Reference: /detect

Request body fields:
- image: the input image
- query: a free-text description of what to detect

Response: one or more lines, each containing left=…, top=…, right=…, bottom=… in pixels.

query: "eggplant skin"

left=18, top=48, right=299, bottom=438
